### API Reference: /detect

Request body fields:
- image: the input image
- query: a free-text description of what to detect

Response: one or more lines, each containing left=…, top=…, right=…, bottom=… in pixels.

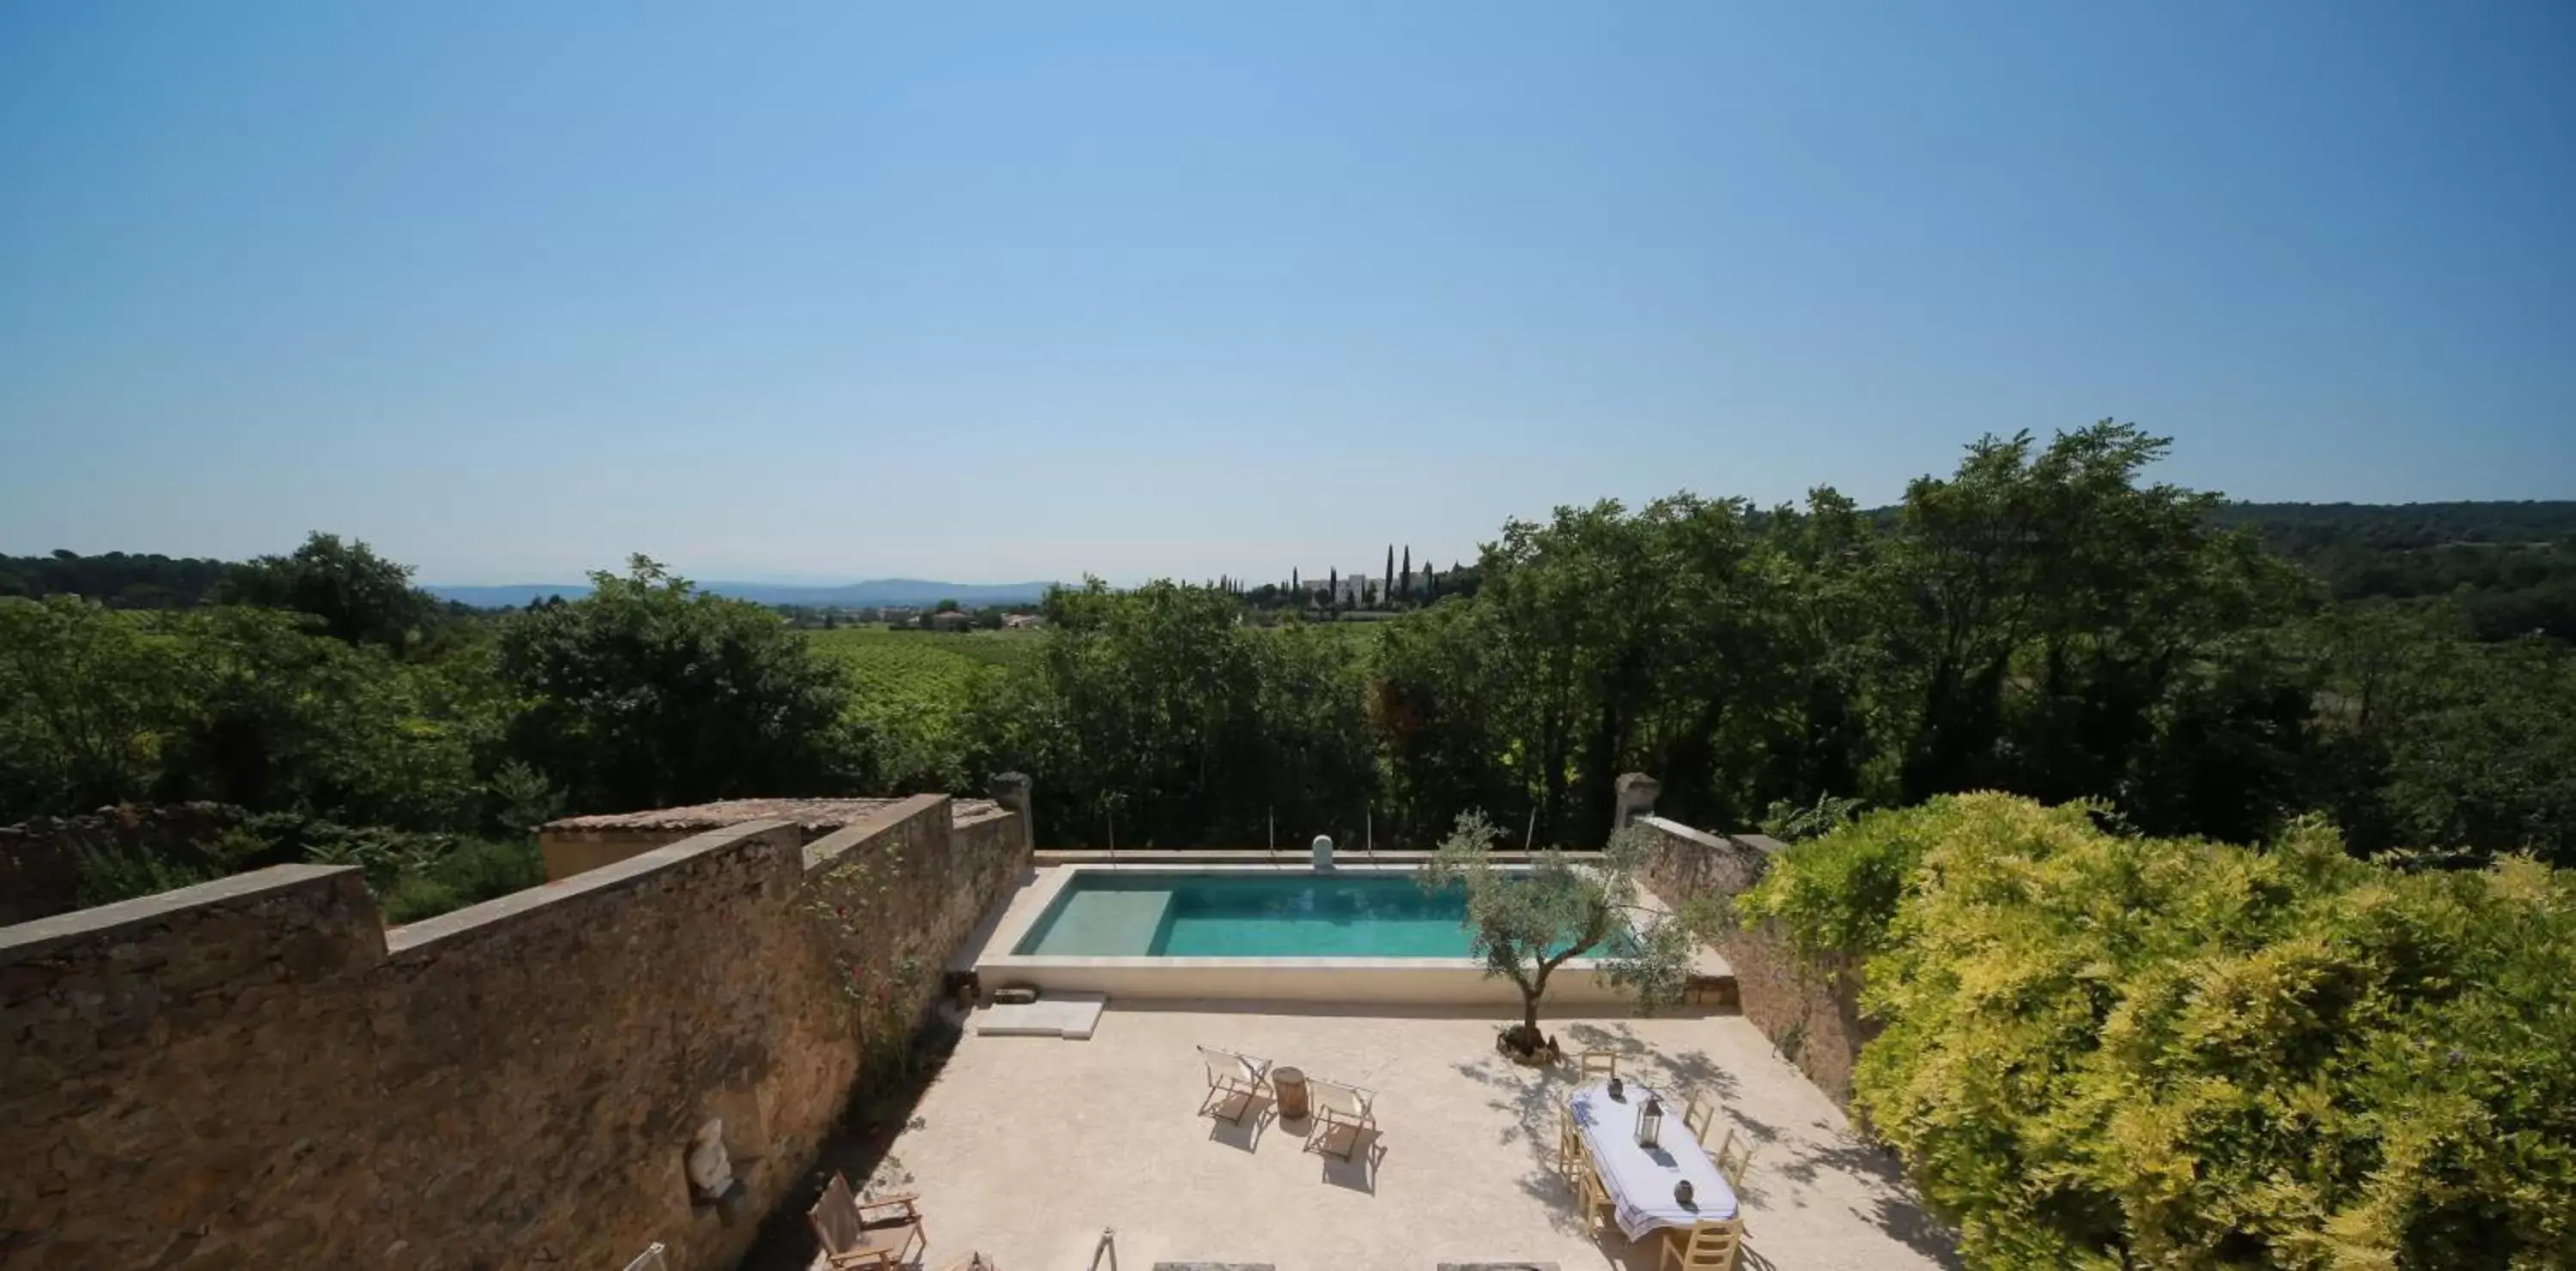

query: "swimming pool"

left=978, top=865, right=1659, bottom=1006
left=1011, top=870, right=1637, bottom=958
left=1012, top=872, right=1474, bottom=957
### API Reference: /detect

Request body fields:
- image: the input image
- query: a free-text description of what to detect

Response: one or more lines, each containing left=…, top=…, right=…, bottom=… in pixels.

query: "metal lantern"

left=1637, top=1094, right=1664, bottom=1149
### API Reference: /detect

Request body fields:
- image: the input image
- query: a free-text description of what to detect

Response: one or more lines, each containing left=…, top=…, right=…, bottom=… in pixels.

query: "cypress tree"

left=1400, top=545, right=1411, bottom=599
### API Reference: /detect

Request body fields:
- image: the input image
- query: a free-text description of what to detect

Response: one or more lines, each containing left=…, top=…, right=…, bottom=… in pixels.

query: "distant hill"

left=426, top=578, right=1060, bottom=609
left=2210, top=500, right=2576, bottom=553
left=2211, top=501, right=2576, bottom=642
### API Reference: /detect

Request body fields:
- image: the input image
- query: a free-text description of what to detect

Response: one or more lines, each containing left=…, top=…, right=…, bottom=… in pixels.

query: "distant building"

left=1003, top=613, right=1045, bottom=629
left=926, top=611, right=975, bottom=632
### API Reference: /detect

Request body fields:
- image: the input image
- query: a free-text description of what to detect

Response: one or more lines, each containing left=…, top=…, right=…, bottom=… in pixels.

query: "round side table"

left=1272, top=1065, right=1309, bottom=1121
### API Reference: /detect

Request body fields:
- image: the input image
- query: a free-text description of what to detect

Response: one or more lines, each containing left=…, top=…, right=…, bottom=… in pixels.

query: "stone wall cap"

left=541, top=798, right=901, bottom=834
left=0, top=863, right=366, bottom=964
left=389, top=818, right=799, bottom=958
left=543, top=794, right=1004, bottom=835
left=1637, top=816, right=1783, bottom=856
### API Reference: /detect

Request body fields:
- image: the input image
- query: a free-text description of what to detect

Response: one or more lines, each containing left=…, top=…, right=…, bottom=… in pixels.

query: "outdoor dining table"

left=1571, top=1079, right=1740, bottom=1241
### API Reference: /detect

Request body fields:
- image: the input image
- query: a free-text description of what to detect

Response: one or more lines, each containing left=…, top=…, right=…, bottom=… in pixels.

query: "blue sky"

left=2, top=2, right=2570, bottom=585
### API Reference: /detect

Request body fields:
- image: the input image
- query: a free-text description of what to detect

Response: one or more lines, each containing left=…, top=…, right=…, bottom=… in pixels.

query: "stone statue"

left=684, top=1118, right=734, bottom=1201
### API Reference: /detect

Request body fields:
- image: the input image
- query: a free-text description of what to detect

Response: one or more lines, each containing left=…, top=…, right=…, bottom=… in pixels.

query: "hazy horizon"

left=4, top=3, right=2571, bottom=582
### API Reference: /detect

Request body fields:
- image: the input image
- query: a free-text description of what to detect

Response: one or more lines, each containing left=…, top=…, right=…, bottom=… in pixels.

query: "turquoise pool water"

left=1012, top=871, right=1640, bottom=958
left=1013, top=872, right=1479, bottom=957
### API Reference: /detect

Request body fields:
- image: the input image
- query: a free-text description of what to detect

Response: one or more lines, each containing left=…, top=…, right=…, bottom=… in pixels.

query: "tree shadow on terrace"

left=735, top=1018, right=963, bottom=1271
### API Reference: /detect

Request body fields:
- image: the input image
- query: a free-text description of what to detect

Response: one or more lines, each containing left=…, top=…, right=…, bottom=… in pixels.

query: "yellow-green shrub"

left=1749, top=794, right=2576, bottom=1269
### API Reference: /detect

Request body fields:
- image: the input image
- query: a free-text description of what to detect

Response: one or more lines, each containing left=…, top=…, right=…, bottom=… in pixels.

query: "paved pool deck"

left=840, top=1004, right=1957, bottom=1270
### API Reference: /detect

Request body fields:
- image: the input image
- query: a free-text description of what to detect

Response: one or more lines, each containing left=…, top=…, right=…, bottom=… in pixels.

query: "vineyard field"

left=804, top=627, right=1044, bottom=788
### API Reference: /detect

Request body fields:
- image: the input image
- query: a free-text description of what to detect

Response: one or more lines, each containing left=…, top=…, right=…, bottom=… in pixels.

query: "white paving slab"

left=973, top=991, right=1109, bottom=1039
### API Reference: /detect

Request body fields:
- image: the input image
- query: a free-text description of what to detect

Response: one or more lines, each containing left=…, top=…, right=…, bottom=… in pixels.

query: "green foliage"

left=1734, top=800, right=1932, bottom=958
left=0, top=597, right=492, bottom=828
left=1419, top=812, right=1686, bottom=1041
left=2214, top=500, right=2576, bottom=642
left=216, top=532, right=442, bottom=652
left=1797, top=794, right=2576, bottom=1269
left=487, top=759, right=564, bottom=836
left=0, top=549, right=233, bottom=609
left=963, top=581, right=1376, bottom=847
left=368, top=836, right=548, bottom=925
left=1368, top=423, right=2576, bottom=866
left=805, top=625, right=1040, bottom=791
left=496, top=556, right=864, bottom=812
left=1759, top=791, right=1865, bottom=843
left=72, top=842, right=220, bottom=908
left=59, top=810, right=542, bottom=923
left=152, top=605, right=490, bottom=827
left=0, top=595, right=195, bottom=816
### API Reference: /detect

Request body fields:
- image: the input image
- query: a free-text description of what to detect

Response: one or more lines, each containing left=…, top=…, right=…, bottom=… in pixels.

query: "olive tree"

left=1420, top=811, right=1692, bottom=1058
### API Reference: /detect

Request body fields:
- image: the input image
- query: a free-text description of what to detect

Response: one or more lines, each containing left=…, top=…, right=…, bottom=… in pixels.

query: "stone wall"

left=1631, top=814, right=1878, bottom=1106
left=0, top=794, right=1032, bottom=1271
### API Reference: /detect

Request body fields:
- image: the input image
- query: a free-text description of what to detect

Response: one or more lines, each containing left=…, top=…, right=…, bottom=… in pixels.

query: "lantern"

left=1637, top=1094, right=1664, bottom=1149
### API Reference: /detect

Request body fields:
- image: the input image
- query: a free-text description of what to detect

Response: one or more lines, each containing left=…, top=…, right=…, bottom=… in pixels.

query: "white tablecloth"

left=1571, top=1080, right=1738, bottom=1239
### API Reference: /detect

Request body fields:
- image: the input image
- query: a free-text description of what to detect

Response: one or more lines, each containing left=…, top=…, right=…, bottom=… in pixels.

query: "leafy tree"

left=0, top=596, right=194, bottom=818
left=0, top=550, right=233, bottom=609
left=216, top=532, right=440, bottom=652
left=153, top=605, right=488, bottom=828
left=1420, top=812, right=1690, bottom=1053
left=1877, top=423, right=2287, bottom=808
left=496, top=556, right=862, bottom=812
left=963, top=580, right=1374, bottom=847
left=487, top=759, right=565, bottom=836
left=0, top=596, right=492, bottom=829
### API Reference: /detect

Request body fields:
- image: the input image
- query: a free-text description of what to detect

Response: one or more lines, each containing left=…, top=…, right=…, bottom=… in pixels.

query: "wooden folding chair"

left=1578, top=1049, right=1619, bottom=1081
left=1195, top=1044, right=1273, bottom=1123
left=1303, top=1074, right=1377, bottom=1160
left=807, top=1172, right=927, bottom=1269
left=1683, top=1094, right=1716, bottom=1146
left=1660, top=1217, right=1744, bottom=1269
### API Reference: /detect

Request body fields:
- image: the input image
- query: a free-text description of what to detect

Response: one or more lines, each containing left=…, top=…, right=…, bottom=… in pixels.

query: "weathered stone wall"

left=0, top=803, right=250, bottom=926
left=0, top=794, right=1033, bottom=1271
left=800, top=797, right=1032, bottom=1029
left=1631, top=814, right=1878, bottom=1105
left=538, top=827, right=696, bottom=882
